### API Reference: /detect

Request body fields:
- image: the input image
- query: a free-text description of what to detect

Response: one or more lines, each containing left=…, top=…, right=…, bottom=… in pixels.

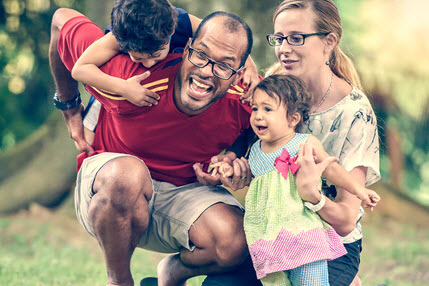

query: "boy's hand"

left=124, top=71, right=160, bottom=107
left=241, top=58, right=260, bottom=104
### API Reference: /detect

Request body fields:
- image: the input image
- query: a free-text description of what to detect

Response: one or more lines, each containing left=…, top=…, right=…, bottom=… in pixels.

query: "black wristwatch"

left=53, top=92, right=82, bottom=110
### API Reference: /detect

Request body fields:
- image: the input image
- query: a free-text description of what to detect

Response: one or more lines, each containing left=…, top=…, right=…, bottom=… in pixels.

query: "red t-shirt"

left=58, top=16, right=251, bottom=186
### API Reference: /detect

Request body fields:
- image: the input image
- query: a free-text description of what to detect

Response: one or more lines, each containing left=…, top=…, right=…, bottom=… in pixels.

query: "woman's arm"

left=295, top=142, right=365, bottom=237
left=307, top=135, right=380, bottom=209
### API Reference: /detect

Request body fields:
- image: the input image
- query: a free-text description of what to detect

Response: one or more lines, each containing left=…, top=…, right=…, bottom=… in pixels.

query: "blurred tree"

left=2, top=0, right=428, bottom=212
left=347, top=0, right=429, bottom=200
left=0, top=0, right=111, bottom=213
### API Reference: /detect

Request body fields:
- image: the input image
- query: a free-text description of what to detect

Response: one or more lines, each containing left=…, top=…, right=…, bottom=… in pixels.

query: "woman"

left=265, top=0, right=380, bottom=285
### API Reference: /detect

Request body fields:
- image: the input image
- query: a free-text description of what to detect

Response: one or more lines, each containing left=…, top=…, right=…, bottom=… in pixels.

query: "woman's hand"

left=295, top=143, right=338, bottom=203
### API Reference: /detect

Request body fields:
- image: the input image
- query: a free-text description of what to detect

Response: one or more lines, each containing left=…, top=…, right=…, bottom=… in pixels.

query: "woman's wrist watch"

left=304, top=190, right=326, bottom=212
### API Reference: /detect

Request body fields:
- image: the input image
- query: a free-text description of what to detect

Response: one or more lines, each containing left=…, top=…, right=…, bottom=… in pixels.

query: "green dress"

left=244, top=133, right=346, bottom=285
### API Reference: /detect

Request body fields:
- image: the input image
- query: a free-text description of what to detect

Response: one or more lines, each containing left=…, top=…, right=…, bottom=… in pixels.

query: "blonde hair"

left=267, top=0, right=363, bottom=90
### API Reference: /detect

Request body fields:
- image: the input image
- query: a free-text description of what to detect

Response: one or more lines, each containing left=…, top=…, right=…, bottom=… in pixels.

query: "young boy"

left=71, top=0, right=258, bottom=107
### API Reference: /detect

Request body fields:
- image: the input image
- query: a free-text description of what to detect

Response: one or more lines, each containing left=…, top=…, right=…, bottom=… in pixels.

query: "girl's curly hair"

left=253, top=74, right=310, bottom=130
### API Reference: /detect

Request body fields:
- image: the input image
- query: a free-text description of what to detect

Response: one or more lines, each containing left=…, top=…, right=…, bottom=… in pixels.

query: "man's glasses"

left=266, top=32, right=329, bottom=46
left=188, top=46, right=242, bottom=80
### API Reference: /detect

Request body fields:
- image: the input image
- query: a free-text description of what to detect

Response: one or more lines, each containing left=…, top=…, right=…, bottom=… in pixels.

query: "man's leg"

left=201, top=255, right=262, bottom=286
left=157, top=203, right=249, bottom=286
left=89, top=156, right=153, bottom=286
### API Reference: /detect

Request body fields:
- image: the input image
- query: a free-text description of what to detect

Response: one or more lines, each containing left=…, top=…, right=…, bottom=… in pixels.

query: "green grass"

left=0, top=211, right=204, bottom=286
left=1, top=198, right=429, bottom=286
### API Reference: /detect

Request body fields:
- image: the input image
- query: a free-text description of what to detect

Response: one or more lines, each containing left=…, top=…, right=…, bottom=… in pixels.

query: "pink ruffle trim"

left=249, top=227, right=347, bottom=279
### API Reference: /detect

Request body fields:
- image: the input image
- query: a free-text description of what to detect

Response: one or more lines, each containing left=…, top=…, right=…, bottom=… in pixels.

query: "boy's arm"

left=72, top=32, right=124, bottom=92
left=306, top=135, right=380, bottom=209
left=240, top=57, right=260, bottom=102
left=71, top=33, right=159, bottom=107
left=189, top=14, right=202, bottom=33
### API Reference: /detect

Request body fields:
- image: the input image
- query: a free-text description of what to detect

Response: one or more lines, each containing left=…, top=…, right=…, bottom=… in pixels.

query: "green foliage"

left=0, top=0, right=84, bottom=152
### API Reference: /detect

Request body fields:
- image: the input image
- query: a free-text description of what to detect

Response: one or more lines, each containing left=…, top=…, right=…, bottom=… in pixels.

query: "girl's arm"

left=296, top=138, right=379, bottom=236
left=307, top=135, right=380, bottom=208
left=71, top=33, right=159, bottom=107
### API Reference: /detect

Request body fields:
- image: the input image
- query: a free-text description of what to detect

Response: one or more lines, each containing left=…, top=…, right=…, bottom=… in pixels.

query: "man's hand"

left=124, top=71, right=160, bottom=106
left=193, top=153, right=236, bottom=186
left=62, top=103, right=94, bottom=155
left=295, top=143, right=338, bottom=203
left=193, top=152, right=252, bottom=191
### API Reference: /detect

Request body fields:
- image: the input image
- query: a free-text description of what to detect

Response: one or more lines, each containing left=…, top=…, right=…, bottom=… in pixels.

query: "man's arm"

left=225, top=127, right=257, bottom=159
left=49, top=8, right=94, bottom=154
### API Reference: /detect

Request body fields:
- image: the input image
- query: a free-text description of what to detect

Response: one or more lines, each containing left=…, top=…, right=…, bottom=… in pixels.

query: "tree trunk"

left=0, top=112, right=79, bottom=214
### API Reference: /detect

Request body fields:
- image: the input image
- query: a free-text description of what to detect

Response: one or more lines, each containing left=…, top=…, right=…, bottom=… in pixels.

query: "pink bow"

left=274, top=149, right=300, bottom=180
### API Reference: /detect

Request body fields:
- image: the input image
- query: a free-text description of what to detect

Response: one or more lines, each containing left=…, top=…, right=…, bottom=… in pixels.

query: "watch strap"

left=304, top=191, right=326, bottom=212
left=53, top=92, right=81, bottom=110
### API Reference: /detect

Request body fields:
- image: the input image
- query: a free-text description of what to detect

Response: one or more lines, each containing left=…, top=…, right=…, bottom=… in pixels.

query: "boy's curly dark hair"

left=111, top=0, right=178, bottom=55
left=254, top=74, right=310, bottom=130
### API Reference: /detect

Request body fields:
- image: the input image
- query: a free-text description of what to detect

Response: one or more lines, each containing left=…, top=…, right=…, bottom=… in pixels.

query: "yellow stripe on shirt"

left=91, top=78, right=169, bottom=101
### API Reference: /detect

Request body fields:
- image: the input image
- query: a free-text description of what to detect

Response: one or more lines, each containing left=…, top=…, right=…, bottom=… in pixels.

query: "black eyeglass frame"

left=266, top=32, right=330, bottom=46
left=187, top=46, right=243, bottom=80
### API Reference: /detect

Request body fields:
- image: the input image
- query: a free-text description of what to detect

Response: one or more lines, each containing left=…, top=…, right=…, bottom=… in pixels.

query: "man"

left=49, top=7, right=258, bottom=286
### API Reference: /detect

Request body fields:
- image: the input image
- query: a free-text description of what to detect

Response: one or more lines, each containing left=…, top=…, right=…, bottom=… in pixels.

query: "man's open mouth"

left=189, top=77, right=213, bottom=96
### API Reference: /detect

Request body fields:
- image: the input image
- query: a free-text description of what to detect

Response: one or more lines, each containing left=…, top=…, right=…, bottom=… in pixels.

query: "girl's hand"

left=123, top=71, right=160, bottom=107
left=211, top=161, right=234, bottom=177
left=356, top=188, right=380, bottom=211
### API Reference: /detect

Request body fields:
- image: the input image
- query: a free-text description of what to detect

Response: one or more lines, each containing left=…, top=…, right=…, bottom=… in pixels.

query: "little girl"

left=215, top=74, right=380, bottom=286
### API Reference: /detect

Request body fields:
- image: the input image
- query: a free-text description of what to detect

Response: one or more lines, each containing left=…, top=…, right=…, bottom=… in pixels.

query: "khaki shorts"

left=75, top=152, right=244, bottom=253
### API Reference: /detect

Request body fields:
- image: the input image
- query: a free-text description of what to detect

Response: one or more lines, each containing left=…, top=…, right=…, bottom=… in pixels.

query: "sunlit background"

left=0, top=0, right=428, bottom=285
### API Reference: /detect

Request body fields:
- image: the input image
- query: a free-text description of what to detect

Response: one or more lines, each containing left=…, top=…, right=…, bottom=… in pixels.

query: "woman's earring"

left=325, top=60, right=330, bottom=66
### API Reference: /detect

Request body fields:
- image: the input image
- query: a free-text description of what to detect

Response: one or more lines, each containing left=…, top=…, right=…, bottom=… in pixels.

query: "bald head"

left=193, top=11, right=253, bottom=67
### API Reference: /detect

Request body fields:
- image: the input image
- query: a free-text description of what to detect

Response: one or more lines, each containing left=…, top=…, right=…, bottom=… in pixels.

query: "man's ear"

left=288, top=112, right=301, bottom=128
left=183, top=38, right=192, bottom=59
left=232, top=66, right=246, bottom=86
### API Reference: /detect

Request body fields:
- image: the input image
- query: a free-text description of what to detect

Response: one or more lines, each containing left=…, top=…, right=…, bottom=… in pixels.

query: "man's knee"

left=215, top=209, right=248, bottom=266
left=195, top=204, right=248, bottom=267
left=92, top=156, right=153, bottom=213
